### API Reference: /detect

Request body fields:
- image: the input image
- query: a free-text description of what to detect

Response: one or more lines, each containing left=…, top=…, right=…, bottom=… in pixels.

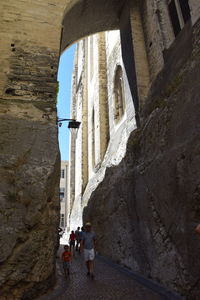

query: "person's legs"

left=88, top=260, right=94, bottom=274
left=88, top=249, right=95, bottom=278
left=69, top=242, right=72, bottom=254
left=84, top=250, right=90, bottom=275
left=86, top=261, right=90, bottom=275
left=84, top=249, right=95, bottom=278
left=76, top=240, right=79, bottom=251
left=70, top=241, right=75, bottom=256
left=78, top=241, right=81, bottom=255
left=63, top=262, right=67, bottom=277
left=75, top=240, right=78, bottom=251
left=72, top=242, right=75, bottom=256
left=67, top=262, right=70, bottom=275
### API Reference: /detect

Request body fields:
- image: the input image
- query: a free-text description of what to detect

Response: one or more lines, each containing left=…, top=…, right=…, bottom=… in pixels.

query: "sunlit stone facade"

left=69, top=30, right=136, bottom=229
left=59, top=161, right=69, bottom=230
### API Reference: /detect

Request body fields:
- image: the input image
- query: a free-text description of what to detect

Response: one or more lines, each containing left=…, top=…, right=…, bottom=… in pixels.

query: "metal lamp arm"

left=56, top=118, right=76, bottom=123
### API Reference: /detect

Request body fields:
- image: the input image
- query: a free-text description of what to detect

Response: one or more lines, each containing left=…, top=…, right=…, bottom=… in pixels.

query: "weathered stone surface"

left=0, top=112, right=60, bottom=299
left=0, top=0, right=199, bottom=299
left=0, top=0, right=67, bottom=298
left=61, top=0, right=127, bottom=50
left=83, top=19, right=200, bottom=299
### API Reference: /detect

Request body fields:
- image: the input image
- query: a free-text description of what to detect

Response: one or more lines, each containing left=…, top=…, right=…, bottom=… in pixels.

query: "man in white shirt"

left=81, top=222, right=96, bottom=279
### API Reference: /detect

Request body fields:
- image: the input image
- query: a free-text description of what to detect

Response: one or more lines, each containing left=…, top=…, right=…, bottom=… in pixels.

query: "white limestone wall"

left=69, top=30, right=137, bottom=226
left=82, top=30, right=136, bottom=207
left=87, top=34, right=102, bottom=180
left=75, top=89, right=83, bottom=201
left=105, top=30, right=135, bottom=137
left=70, top=88, right=84, bottom=230
left=60, top=161, right=69, bottom=229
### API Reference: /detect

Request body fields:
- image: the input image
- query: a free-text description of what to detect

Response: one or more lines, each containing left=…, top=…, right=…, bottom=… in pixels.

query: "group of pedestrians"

left=68, top=226, right=84, bottom=255
left=61, top=222, right=96, bottom=279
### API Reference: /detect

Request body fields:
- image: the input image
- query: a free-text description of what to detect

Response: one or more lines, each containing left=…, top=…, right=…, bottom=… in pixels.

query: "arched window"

left=113, top=65, right=125, bottom=123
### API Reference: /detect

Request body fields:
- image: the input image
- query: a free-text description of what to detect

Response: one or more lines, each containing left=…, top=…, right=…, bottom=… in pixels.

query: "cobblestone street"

left=38, top=247, right=181, bottom=300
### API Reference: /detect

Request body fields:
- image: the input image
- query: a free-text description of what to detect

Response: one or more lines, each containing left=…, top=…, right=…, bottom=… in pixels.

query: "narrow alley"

left=1, top=1, right=200, bottom=299
left=38, top=246, right=182, bottom=300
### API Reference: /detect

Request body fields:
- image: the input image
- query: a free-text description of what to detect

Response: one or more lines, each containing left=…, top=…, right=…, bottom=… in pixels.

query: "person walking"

left=79, top=226, right=85, bottom=240
left=81, top=222, right=96, bottom=279
left=69, top=230, right=76, bottom=256
left=61, top=245, right=72, bottom=277
left=75, top=226, right=81, bottom=252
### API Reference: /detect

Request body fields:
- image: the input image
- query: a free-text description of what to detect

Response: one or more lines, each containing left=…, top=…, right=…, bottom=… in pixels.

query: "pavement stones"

left=38, top=247, right=164, bottom=300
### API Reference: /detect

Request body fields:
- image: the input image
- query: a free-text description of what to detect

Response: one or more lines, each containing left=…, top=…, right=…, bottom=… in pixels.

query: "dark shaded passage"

left=38, top=247, right=182, bottom=300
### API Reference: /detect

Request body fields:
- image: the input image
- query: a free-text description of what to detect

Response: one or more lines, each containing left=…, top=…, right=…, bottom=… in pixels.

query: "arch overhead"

left=61, top=0, right=126, bottom=51
left=61, top=0, right=150, bottom=125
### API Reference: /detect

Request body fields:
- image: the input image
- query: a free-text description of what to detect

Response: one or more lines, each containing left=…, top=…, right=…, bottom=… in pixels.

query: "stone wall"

left=83, top=18, right=200, bottom=299
left=0, top=0, right=199, bottom=298
left=0, top=0, right=66, bottom=298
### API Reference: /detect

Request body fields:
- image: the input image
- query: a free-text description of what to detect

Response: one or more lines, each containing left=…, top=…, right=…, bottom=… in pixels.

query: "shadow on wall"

left=83, top=19, right=200, bottom=299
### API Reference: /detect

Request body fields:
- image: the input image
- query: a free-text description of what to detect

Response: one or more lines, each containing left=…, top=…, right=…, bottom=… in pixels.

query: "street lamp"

left=56, top=118, right=81, bottom=132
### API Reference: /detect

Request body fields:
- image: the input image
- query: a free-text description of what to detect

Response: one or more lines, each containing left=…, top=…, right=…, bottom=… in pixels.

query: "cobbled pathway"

left=38, top=246, right=169, bottom=300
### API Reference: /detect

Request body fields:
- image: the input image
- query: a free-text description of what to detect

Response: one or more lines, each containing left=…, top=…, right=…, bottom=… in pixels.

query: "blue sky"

left=57, top=45, right=76, bottom=160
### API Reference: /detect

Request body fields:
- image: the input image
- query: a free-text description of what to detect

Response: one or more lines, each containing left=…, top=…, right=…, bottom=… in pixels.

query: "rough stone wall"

left=1, top=0, right=199, bottom=298
left=83, top=18, right=200, bottom=299
left=140, top=0, right=165, bottom=81
left=0, top=0, right=66, bottom=298
left=189, top=0, right=200, bottom=24
left=140, top=0, right=200, bottom=84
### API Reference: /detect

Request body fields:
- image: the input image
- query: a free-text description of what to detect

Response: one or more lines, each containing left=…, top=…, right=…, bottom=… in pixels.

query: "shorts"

left=84, top=248, right=95, bottom=261
left=63, top=261, right=70, bottom=269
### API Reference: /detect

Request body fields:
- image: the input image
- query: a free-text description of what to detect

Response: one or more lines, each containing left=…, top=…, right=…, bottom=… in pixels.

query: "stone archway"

left=61, top=0, right=126, bottom=50
left=0, top=0, right=149, bottom=298
left=61, top=0, right=150, bottom=122
left=1, top=0, right=199, bottom=299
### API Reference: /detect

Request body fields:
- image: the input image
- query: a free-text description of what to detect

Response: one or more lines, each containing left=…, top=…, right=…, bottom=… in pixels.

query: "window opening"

left=168, top=0, right=191, bottom=37
left=179, top=0, right=191, bottom=24
left=168, top=0, right=181, bottom=36
left=61, top=169, right=65, bottom=178
left=59, top=187, right=65, bottom=200
left=60, top=214, right=65, bottom=227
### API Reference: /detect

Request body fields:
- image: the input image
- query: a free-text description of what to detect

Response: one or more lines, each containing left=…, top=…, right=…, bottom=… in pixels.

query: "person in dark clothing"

left=75, top=226, right=81, bottom=252
left=69, top=230, right=76, bottom=256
